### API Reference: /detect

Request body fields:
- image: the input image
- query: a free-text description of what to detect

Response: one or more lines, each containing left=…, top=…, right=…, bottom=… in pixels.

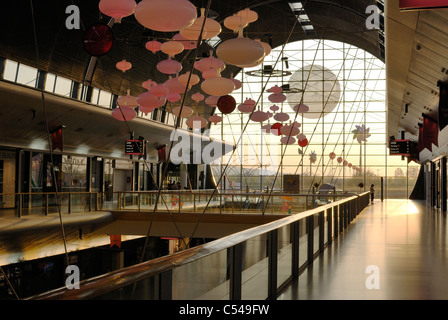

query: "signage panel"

left=125, top=139, right=144, bottom=155
left=389, top=139, right=411, bottom=156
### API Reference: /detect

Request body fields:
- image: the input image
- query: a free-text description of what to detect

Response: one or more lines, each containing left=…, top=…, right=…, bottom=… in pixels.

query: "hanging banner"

left=110, top=235, right=121, bottom=248
left=417, top=123, right=424, bottom=153
left=438, top=80, right=448, bottom=131
left=158, top=145, right=167, bottom=162
left=408, top=140, right=420, bottom=163
left=421, top=115, right=438, bottom=152
left=400, top=0, right=448, bottom=10
left=51, top=127, right=63, bottom=152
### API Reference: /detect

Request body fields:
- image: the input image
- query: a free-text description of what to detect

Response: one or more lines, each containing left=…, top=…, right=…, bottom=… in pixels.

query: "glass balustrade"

left=0, top=189, right=353, bottom=218
left=26, top=192, right=370, bottom=300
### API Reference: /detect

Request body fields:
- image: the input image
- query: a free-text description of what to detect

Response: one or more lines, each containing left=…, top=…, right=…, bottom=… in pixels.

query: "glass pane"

left=277, top=225, right=292, bottom=287
left=3, top=60, right=18, bottom=82
left=242, top=234, right=268, bottom=299
left=98, top=275, right=159, bottom=300
left=53, top=76, right=72, bottom=97
left=45, top=73, right=56, bottom=92
left=98, top=90, right=112, bottom=108
left=298, top=219, right=307, bottom=267
left=325, top=209, right=331, bottom=243
left=61, top=156, right=87, bottom=192
left=91, top=88, right=100, bottom=104
left=16, top=64, right=37, bottom=87
left=172, top=249, right=229, bottom=300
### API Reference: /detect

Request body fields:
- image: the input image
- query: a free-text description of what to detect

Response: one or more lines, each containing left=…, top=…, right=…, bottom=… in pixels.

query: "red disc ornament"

left=337, top=157, right=343, bottom=163
left=270, top=123, right=283, bottom=136
left=217, top=95, right=236, bottom=114
left=83, top=24, right=114, bottom=56
left=298, top=138, right=308, bottom=147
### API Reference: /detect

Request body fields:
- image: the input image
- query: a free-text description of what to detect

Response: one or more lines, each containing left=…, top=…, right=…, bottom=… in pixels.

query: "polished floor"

left=279, top=199, right=448, bottom=300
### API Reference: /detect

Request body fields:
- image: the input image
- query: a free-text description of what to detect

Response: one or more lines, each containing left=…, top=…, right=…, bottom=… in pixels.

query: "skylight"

left=288, top=2, right=303, bottom=12
left=288, top=1, right=315, bottom=35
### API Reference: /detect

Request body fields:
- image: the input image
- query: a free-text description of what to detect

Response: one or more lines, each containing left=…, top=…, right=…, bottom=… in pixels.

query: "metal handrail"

left=0, top=189, right=354, bottom=198
left=0, top=191, right=102, bottom=217
left=27, top=192, right=370, bottom=300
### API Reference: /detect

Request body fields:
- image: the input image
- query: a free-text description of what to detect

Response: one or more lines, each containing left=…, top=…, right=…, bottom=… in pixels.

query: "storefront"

left=0, top=148, right=168, bottom=212
left=0, top=150, right=16, bottom=208
left=426, top=155, right=447, bottom=213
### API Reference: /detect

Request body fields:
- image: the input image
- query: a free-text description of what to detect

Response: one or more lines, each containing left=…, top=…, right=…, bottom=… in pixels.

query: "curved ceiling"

left=385, top=0, right=448, bottom=151
left=0, top=0, right=381, bottom=112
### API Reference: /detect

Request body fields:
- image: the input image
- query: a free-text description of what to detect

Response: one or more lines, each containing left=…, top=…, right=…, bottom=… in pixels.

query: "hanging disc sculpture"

left=83, top=24, right=114, bottom=56
left=286, top=65, right=341, bottom=119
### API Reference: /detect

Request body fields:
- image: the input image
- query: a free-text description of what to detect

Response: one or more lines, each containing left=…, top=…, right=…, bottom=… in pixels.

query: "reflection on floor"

left=279, top=199, right=448, bottom=300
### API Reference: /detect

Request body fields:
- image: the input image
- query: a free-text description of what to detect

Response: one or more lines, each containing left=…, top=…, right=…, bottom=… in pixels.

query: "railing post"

left=333, top=206, right=339, bottom=237
left=344, top=203, right=348, bottom=228
left=319, top=211, right=324, bottom=252
left=18, top=194, right=22, bottom=218
left=45, top=194, right=49, bottom=216
left=268, top=230, right=278, bottom=300
left=307, top=215, right=314, bottom=263
left=349, top=200, right=353, bottom=222
left=292, top=221, right=300, bottom=279
left=229, top=243, right=243, bottom=300
left=327, top=208, right=333, bottom=244
left=138, top=193, right=141, bottom=212
left=357, top=196, right=360, bottom=215
left=95, top=193, right=98, bottom=211
left=340, top=204, right=345, bottom=231
left=158, top=269, right=172, bottom=300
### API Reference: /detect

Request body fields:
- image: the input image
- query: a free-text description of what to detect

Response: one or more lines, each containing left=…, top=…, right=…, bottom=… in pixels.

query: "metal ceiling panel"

left=0, top=0, right=382, bottom=96
left=387, top=0, right=448, bottom=148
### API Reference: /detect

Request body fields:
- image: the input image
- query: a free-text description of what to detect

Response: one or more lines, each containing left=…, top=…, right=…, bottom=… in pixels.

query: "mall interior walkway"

left=279, top=199, right=448, bottom=300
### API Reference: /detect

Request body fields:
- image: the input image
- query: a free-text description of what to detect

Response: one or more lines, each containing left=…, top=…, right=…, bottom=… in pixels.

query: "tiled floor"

left=278, top=199, right=448, bottom=300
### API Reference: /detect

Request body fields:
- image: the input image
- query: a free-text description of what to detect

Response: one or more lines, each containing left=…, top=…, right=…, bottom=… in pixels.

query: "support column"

left=268, top=230, right=278, bottom=300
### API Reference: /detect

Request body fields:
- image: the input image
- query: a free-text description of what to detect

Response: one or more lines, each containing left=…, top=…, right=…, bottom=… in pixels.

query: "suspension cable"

left=30, top=0, right=70, bottom=268
left=186, top=4, right=302, bottom=242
